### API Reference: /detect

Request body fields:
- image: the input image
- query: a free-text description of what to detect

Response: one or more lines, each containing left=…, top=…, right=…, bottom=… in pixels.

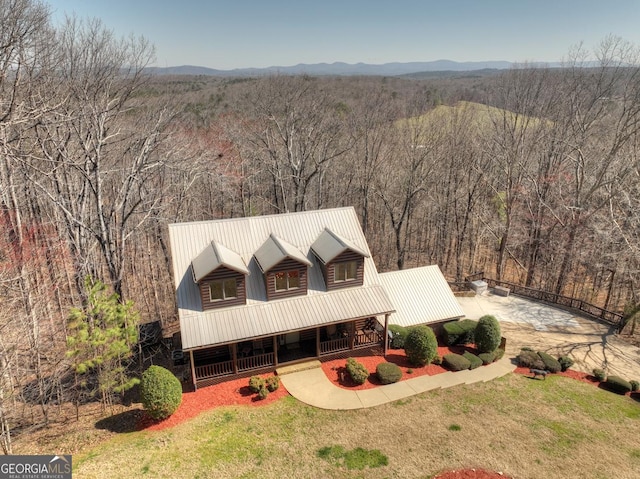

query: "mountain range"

left=146, top=60, right=528, bottom=77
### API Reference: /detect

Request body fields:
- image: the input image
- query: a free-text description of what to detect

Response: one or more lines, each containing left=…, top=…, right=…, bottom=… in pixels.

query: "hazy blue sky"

left=45, top=0, right=640, bottom=70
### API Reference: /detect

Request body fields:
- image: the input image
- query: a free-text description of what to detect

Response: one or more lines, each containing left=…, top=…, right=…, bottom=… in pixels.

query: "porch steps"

left=276, top=360, right=322, bottom=376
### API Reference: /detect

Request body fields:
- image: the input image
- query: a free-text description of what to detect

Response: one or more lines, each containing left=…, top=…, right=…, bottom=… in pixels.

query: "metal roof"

left=310, top=228, right=370, bottom=264
left=254, top=234, right=312, bottom=272
left=378, top=265, right=464, bottom=328
left=180, top=285, right=394, bottom=350
left=191, top=240, right=250, bottom=282
left=169, top=207, right=395, bottom=349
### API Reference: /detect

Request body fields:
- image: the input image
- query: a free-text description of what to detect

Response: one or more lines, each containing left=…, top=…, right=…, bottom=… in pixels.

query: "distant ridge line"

left=145, top=60, right=561, bottom=77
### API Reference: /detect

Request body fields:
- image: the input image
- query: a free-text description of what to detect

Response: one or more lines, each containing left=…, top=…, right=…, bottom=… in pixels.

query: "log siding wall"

left=325, top=251, right=364, bottom=291
left=264, top=257, right=308, bottom=301
left=198, top=266, right=247, bottom=311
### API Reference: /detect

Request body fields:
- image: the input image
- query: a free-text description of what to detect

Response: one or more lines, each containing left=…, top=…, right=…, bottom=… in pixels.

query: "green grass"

left=69, top=374, right=639, bottom=479
left=317, top=445, right=388, bottom=470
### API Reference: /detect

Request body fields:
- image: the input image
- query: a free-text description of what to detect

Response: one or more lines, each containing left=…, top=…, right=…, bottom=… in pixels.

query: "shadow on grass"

left=95, top=409, right=146, bottom=433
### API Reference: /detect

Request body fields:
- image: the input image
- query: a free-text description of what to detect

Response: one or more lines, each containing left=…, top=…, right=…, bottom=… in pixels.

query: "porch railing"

left=195, top=360, right=234, bottom=380
left=320, top=337, right=350, bottom=355
left=354, top=329, right=383, bottom=348
left=238, top=352, right=274, bottom=372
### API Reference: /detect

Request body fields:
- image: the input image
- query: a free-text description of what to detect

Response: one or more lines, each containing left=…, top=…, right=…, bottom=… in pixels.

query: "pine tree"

left=66, top=277, right=140, bottom=410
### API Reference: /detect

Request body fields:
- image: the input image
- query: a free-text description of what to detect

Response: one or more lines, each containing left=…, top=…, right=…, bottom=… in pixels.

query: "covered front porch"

left=188, top=316, right=388, bottom=389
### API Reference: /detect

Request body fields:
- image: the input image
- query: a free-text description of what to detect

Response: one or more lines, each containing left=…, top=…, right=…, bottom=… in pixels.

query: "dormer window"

left=275, top=270, right=300, bottom=291
left=191, top=241, right=249, bottom=311
left=334, top=261, right=357, bottom=282
left=209, top=278, right=237, bottom=301
left=254, top=234, right=311, bottom=300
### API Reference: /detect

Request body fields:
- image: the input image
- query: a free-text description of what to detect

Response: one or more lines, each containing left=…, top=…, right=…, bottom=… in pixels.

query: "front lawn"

left=69, top=373, right=640, bottom=479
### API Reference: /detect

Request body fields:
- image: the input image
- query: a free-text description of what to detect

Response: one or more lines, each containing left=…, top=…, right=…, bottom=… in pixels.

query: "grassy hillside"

left=69, top=374, right=640, bottom=479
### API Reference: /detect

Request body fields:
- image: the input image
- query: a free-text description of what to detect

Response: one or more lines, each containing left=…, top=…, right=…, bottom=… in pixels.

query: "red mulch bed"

left=138, top=373, right=288, bottom=431
left=321, top=346, right=476, bottom=390
left=434, top=469, right=512, bottom=479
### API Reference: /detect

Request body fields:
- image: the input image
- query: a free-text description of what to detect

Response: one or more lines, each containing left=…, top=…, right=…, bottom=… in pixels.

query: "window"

left=334, top=261, right=357, bottom=282
left=209, top=278, right=237, bottom=301
left=274, top=270, right=300, bottom=291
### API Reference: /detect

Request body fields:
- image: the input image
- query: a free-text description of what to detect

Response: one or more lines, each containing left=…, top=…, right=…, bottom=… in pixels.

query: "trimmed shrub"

left=537, top=351, right=562, bottom=373
left=388, top=324, right=408, bottom=349
left=404, top=325, right=438, bottom=366
left=593, top=368, right=606, bottom=382
left=558, top=355, right=574, bottom=372
left=249, top=375, right=265, bottom=393
left=463, top=351, right=483, bottom=370
left=432, top=355, right=442, bottom=366
left=630, top=380, right=639, bottom=392
left=516, top=349, right=545, bottom=370
left=478, top=351, right=496, bottom=365
left=140, top=365, right=182, bottom=420
left=443, top=353, right=471, bottom=371
left=604, top=376, right=632, bottom=394
left=475, top=315, right=501, bottom=353
left=258, top=385, right=269, bottom=400
left=266, top=376, right=280, bottom=392
left=494, top=348, right=505, bottom=360
left=346, top=358, right=369, bottom=385
left=443, top=319, right=477, bottom=346
left=376, top=362, right=402, bottom=384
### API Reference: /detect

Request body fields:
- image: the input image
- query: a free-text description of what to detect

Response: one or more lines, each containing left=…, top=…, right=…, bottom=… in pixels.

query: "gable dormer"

left=310, top=228, right=368, bottom=291
left=191, top=241, right=249, bottom=311
left=254, top=234, right=312, bottom=301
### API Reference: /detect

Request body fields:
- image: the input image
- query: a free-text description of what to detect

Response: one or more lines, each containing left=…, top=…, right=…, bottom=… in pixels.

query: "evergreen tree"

left=66, top=277, right=140, bottom=409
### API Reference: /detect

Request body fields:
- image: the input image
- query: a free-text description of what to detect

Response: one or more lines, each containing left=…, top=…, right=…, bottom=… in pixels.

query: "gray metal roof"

left=378, top=265, right=464, bottom=328
left=180, top=285, right=394, bottom=350
left=191, top=241, right=250, bottom=282
left=254, top=234, right=312, bottom=272
left=310, top=228, right=370, bottom=264
left=169, top=207, right=395, bottom=349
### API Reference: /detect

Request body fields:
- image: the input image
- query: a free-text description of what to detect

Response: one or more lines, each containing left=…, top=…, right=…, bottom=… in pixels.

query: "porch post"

left=189, top=350, right=197, bottom=390
left=383, top=313, right=390, bottom=357
left=316, top=327, right=321, bottom=358
left=273, top=336, right=278, bottom=367
left=349, top=320, right=355, bottom=350
left=231, top=343, right=238, bottom=374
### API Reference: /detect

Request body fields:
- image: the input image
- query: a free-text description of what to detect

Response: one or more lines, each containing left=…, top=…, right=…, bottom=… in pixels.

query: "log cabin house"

left=169, top=207, right=463, bottom=389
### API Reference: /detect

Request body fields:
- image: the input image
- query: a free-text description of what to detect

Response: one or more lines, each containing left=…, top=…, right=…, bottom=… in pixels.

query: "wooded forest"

left=2, top=0, right=640, bottom=453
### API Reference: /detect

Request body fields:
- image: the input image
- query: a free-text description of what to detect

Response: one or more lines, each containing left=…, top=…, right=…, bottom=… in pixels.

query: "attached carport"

left=378, top=265, right=465, bottom=335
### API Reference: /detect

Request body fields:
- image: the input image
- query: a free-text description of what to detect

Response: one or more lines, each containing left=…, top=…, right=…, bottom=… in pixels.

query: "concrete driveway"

left=457, top=293, right=640, bottom=380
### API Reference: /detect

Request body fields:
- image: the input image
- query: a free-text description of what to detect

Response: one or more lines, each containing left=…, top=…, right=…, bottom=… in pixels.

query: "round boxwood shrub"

left=630, top=380, right=639, bottom=392
left=443, top=320, right=477, bottom=346
left=475, top=315, right=501, bottom=354
left=388, top=324, right=408, bottom=349
left=258, top=385, right=269, bottom=400
left=516, top=349, right=545, bottom=370
left=494, top=348, right=505, bottom=361
left=537, top=351, right=562, bottom=373
left=404, top=325, right=438, bottom=366
left=443, top=353, right=471, bottom=371
left=558, top=355, right=574, bottom=372
left=346, top=358, right=369, bottom=385
left=249, top=375, right=265, bottom=393
left=593, top=368, right=607, bottom=382
left=266, top=375, right=280, bottom=392
left=478, top=351, right=496, bottom=365
left=140, top=365, right=182, bottom=420
left=376, top=362, right=402, bottom=384
left=462, top=351, right=483, bottom=370
left=604, top=376, right=632, bottom=394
